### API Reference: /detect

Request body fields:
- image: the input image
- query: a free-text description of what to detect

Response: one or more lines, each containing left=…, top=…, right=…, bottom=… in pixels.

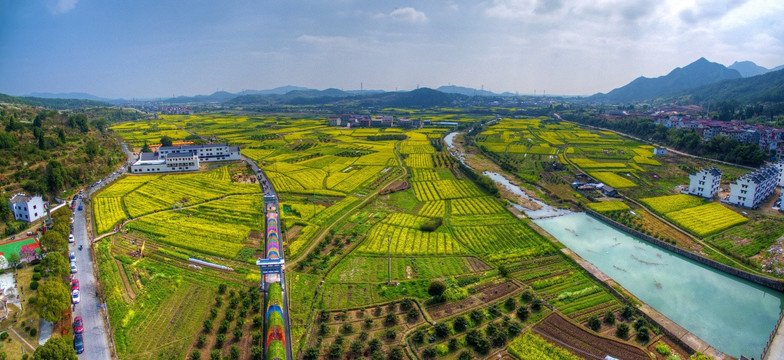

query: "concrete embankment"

left=585, top=209, right=784, bottom=293
left=558, top=247, right=732, bottom=360
left=762, top=310, right=784, bottom=360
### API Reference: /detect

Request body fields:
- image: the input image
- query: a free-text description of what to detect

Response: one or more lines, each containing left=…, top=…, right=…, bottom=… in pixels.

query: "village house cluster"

left=650, top=110, right=784, bottom=160
left=328, top=114, right=461, bottom=128
left=686, top=162, right=784, bottom=209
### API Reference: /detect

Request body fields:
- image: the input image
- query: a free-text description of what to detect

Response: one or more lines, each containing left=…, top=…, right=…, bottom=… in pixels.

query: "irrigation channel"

left=444, top=131, right=784, bottom=359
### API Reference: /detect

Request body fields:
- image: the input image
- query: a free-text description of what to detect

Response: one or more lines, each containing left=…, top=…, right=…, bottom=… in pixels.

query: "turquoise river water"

left=535, top=212, right=783, bottom=358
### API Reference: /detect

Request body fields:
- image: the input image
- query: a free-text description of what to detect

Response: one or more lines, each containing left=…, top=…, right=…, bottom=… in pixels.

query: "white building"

left=131, top=143, right=241, bottom=174
left=9, top=193, right=45, bottom=223
left=158, top=144, right=241, bottom=163
left=775, top=161, right=784, bottom=187
left=653, top=147, right=667, bottom=155
left=728, top=164, right=782, bottom=208
left=688, top=168, right=722, bottom=199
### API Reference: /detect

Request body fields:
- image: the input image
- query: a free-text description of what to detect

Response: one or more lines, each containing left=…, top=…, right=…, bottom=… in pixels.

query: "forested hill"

left=0, top=93, right=109, bottom=109
left=675, top=68, right=784, bottom=104
left=0, top=103, right=132, bottom=235
left=591, top=58, right=741, bottom=103
left=225, top=87, right=465, bottom=107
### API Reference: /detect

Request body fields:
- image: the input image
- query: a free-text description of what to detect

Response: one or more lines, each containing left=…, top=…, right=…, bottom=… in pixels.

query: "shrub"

left=230, top=345, right=240, bottom=360
left=411, top=330, right=424, bottom=344
left=422, top=347, right=437, bottom=359
left=215, top=334, right=226, bottom=348
left=29, top=281, right=39, bottom=290
left=637, top=327, right=650, bottom=343
left=453, top=316, right=468, bottom=332
left=32, top=273, right=41, bottom=281
left=516, top=306, right=529, bottom=322
left=209, top=350, right=221, bottom=360
left=407, top=307, right=420, bottom=322
left=434, top=322, right=449, bottom=338
left=604, top=310, right=616, bottom=325
left=0, top=333, right=7, bottom=341
left=190, top=349, right=200, bottom=360
left=616, top=323, right=630, bottom=339
left=504, top=297, right=516, bottom=312
left=28, top=328, right=36, bottom=337
left=587, top=316, right=601, bottom=331
left=656, top=343, right=671, bottom=356
left=197, top=334, right=206, bottom=348
left=428, top=280, right=446, bottom=297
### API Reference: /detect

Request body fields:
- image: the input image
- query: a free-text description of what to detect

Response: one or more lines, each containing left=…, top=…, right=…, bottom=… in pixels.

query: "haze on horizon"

left=0, top=0, right=782, bottom=99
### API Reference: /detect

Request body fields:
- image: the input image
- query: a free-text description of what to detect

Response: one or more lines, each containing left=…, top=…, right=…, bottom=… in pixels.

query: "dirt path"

left=8, top=327, right=35, bottom=353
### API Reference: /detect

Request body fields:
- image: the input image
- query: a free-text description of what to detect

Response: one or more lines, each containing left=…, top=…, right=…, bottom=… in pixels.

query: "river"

left=536, top=212, right=783, bottom=358
left=444, top=131, right=784, bottom=358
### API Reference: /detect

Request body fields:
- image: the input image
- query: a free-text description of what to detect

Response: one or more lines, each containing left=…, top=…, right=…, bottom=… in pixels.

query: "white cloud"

left=389, top=7, right=428, bottom=23
left=47, top=0, right=78, bottom=14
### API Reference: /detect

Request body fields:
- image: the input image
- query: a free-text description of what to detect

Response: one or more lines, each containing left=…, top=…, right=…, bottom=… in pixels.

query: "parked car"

left=70, top=252, right=76, bottom=261
left=72, top=195, right=78, bottom=202
left=71, top=278, right=79, bottom=291
left=73, top=316, right=84, bottom=334
left=68, top=234, right=75, bottom=243
left=71, top=289, right=80, bottom=304
left=70, top=263, right=78, bottom=273
left=78, top=205, right=83, bottom=211
left=74, top=333, right=84, bottom=354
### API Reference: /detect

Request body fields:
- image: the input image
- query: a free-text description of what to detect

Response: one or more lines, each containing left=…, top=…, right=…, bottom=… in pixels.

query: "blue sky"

left=1, top=0, right=782, bottom=98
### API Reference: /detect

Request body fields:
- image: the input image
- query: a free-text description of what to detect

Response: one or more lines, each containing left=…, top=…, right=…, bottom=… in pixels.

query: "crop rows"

left=632, top=156, right=661, bottom=166
left=326, top=256, right=475, bottom=282
left=571, top=158, right=626, bottom=168
left=418, top=201, right=445, bottom=217
left=589, top=172, right=637, bottom=188
left=128, top=196, right=262, bottom=258
left=452, top=222, right=546, bottom=254
left=357, top=223, right=466, bottom=255
left=382, top=213, right=431, bottom=228
left=667, top=203, right=748, bottom=237
left=405, top=154, right=435, bottom=168
left=585, top=201, right=630, bottom=213
left=124, top=167, right=259, bottom=217
left=412, top=180, right=482, bottom=201
left=310, top=196, right=361, bottom=226
left=400, top=140, right=435, bottom=154
left=94, top=196, right=128, bottom=233
left=640, top=194, right=705, bottom=214
left=508, top=332, right=580, bottom=360
left=410, top=168, right=440, bottom=181
left=329, top=165, right=383, bottom=193
left=450, top=196, right=505, bottom=215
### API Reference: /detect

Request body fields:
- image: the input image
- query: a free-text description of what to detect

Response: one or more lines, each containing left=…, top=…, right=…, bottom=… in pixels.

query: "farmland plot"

left=357, top=223, right=467, bottom=255
left=450, top=196, right=506, bottom=215
left=326, top=256, right=478, bottom=282
left=590, top=172, right=637, bottom=188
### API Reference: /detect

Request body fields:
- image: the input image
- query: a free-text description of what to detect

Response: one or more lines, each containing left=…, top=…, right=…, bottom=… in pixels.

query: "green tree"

left=40, top=232, right=68, bottom=257
left=46, top=161, right=66, bottom=193
left=604, top=310, right=616, bottom=325
left=6, top=253, right=20, bottom=269
left=160, top=136, right=173, bottom=147
left=57, top=128, right=66, bottom=144
left=427, top=280, right=446, bottom=297
left=0, top=197, right=9, bottom=222
left=33, top=337, right=77, bottom=360
left=587, top=315, right=601, bottom=331
left=34, top=281, right=71, bottom=322
left=616, top=323, right=630, bottom=339
left=141, top=141, right=151, bottom=153
left=453, top=316, right=468, bottom=332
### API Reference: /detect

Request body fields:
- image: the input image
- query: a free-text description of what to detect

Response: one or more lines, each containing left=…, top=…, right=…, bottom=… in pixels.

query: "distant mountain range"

left=591, top=58, right=742, bottom=103
left=591, top=58, right=784, bottom=103
left=5, top=58, right=784, bottom=108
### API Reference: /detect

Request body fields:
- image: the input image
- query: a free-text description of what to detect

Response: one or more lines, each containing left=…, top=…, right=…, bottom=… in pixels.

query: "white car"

left=69, top=234, right=75, bottom=243
left=70, top=252, right=76, bottom=261
left=70, top=263, right=78, bottom=273
left=71, top=290, right=80, bottom=304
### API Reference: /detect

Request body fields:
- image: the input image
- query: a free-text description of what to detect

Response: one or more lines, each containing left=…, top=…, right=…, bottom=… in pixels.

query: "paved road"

left=69, top=142, right=135, bottom=359
left=71, top=197, right=111, bottom=360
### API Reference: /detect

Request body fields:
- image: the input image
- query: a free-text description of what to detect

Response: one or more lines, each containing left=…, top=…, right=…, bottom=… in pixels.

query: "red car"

left=71, top=279, right=79, bottom=291
left=73, top=316, right=84, bottom=334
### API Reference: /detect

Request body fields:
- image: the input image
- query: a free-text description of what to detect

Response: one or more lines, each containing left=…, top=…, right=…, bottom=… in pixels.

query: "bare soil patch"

left=533, top=312, right=649, bottom=360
